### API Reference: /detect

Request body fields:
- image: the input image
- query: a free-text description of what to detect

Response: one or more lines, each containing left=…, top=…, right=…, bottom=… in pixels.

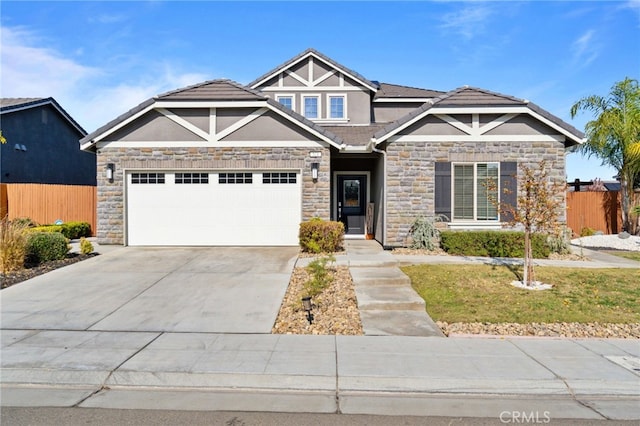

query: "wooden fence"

left=1, top=183, right=97, bottom=236
left=566, top=191, right=622, bottom=236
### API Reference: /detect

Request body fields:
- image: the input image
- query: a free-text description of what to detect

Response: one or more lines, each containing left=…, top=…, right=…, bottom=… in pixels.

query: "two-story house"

left=80, top=49, right=584, bottom=247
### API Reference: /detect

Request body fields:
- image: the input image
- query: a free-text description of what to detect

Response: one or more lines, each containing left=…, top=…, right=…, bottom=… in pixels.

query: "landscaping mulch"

left=1, top=253, right=99, bottom=289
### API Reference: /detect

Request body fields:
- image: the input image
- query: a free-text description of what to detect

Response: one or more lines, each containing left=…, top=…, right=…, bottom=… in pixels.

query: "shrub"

left=547, top=230, right=571, bottom=255
left=299, top=218, right=344, bottom=253
left=61, top=221, right=92, bottom=239
left=79, top=237, right=94, bottom=255
left=0, top=216, right=29, bottom=273
left=580, top=227, right=596, bottom=237
left=439, top=230, right=551, bottom=258
left=409, top=215, right=445, bottom=250
left=303, top=256, right=335, bottom=298
left=28, top=222, right=91, bottom=239
left=12, top=217, right=37, bottom=228
left=26, top=232, right=69, bottom=264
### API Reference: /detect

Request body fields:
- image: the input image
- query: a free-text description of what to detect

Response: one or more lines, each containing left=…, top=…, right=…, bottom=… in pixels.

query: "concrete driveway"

left=0, top=247, right=298, bottom=333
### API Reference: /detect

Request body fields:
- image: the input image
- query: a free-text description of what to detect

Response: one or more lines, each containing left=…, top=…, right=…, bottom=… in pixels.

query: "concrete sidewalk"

left=1, top=331, right=638, bottom=419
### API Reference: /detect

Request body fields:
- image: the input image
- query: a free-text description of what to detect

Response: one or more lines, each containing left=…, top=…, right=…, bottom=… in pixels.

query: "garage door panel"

left=126, top=171, right=301, bottom=246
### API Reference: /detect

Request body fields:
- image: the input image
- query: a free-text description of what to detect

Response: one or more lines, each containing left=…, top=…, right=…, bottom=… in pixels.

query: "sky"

left=1, top=1, right=639, bottom=181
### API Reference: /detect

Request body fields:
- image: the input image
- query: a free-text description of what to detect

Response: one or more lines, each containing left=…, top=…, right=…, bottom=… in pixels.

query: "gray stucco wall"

left=96, top=146, right=330, bottom=244
left=384, top=140, right=567, bottom=247
left=1, top=105, right=95, bottom=185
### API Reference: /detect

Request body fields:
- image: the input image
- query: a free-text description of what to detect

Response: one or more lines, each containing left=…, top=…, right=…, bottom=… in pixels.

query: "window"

left=131, top=173, right=165, bottom=184
left=219, top=172, right=252, bottom=184
left=263, top=172, right=297, bottom=184
left=175, top=173, right=208, bottom=184
left=452, top=163, right=499, bottom=221
left=303, top=96, right=319, bottom=119
left=328, top=96, right=345, bottom=119
left=276, top=95, right=293, bottom=110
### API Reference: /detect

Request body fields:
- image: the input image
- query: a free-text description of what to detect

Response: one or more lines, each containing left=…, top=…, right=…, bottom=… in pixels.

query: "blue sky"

left=2, top=1, right=639, bottom=180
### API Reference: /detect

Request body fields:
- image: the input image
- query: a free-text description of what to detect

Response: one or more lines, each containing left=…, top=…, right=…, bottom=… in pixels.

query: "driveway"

left=0, top=247, right=298, bottom=333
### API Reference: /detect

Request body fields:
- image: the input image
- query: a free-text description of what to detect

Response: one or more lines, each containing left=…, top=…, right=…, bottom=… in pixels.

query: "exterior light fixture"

left=311, top=162, right=319, bottom=182
left=106, top=163, right=115, bottom=183
left=301, top=296, right=314, bottom=324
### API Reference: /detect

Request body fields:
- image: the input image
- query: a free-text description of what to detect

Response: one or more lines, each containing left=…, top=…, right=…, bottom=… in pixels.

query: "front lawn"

left=602, top=250, right=640, bottom=262
left=401, top=264, right=640, bottom=324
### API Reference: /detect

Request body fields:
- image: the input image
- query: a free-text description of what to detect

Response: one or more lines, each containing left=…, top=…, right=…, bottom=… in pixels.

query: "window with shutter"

left=452, top=162, right=499, bottom=222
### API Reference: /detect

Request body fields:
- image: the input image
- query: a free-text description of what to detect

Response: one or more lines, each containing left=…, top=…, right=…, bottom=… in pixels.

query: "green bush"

left=26, top=232, right=69, bottom=264
left=1, top=216, right=29, bottom=273
left=12, top=217, right=37, bottom=228
left=79, top=237, right=94, bottom=255
left=61, top=221, right=92, bottom=239
left=28, top=222, right=91, bottom=239
left=299, top=218, right=344, bottom=253
left=439, top=230, right=551, bottom=258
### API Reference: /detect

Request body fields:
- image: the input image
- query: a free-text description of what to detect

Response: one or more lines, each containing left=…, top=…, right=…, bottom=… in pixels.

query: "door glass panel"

left=343, top=179, right=360, bottom=207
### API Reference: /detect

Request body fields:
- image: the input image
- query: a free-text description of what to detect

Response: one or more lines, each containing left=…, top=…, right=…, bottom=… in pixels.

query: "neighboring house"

left=80, top=49, right=584, bottom=247
left=0, top=98, right=95, bottom=185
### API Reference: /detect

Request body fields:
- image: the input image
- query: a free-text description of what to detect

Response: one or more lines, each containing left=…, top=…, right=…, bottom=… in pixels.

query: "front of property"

left=81, top=49, right=584, bottom=247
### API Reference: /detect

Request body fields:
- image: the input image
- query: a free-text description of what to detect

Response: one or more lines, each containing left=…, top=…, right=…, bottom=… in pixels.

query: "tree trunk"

left=524, top=231, right=534, bottom=286
left=620, top=175, right=630, bottom=233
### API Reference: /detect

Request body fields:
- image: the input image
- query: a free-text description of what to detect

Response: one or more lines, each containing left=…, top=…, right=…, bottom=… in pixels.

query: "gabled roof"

left=157, top=79, right=266, bottom=101
left=80, top=79, right=344, bottom=150
left=248, top=48, right=379, bottom=92
left=374, top=83, right=444, bottom=100
left=323, top=125, right=386, bottom=147
left=373, top=86, right=585, bottom=146
left=0, top=97, right=86, bottom=135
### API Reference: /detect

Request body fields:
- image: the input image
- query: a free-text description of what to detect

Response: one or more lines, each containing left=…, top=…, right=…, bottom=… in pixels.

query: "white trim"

left=373, top=98, right=433, bottom=103
left=211, top=107, right=268, bottom=141
left=249, top=51, right=378, bottom=92
left=154, top=101, right=268, bottom=108
left=388, top=134, right=566, bottom=143
left=451, top=162, right=500, bottom=223
left=308, top=56, right=313, bottom=84
left=375, top=105, right=582, bottom=145
left=327, top=94, right=347, bottom=120
left=275, top=94, right=296, bottom=111
left=478, top=113, right=518, bottom=134
left=302, top=94, right=321, bottom=119
left=260, top=86, right=367, bottom=92
left=157, top=108, right=211, bottom=141
left=284, top=69, right=309, bottom=87
left=447, top=222, right=503, bottom=230
left=265, top=104, right=343, bottom=149
left=434, top=113, right=519, bottom=137
left=333, top=171, right=371, bottom=236
left=86, top=104, right=156, bottom=146
left=312, top=70, right=336, bottom=86
left=96, top=140, right=327, bottom=149
left=436, top=114, right=473, bottom=135
left=210, top=108, right=216, bottom=138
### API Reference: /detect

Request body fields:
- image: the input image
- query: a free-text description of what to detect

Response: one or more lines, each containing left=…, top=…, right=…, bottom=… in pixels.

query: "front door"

left=337, top=175, right=367, bottom=235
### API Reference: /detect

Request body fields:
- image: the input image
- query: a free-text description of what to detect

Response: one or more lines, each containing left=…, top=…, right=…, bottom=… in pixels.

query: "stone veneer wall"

left=384, top=141, right=567, bottom=247
left=96, top=146, right=330, bottom=244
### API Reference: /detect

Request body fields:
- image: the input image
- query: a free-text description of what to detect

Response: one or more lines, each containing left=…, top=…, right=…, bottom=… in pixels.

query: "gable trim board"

left=83, top=49, right=584, bottom=247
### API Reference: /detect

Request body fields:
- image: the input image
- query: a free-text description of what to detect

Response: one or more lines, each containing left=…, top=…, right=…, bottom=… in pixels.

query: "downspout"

left=369, top=138, right=388, bottom=249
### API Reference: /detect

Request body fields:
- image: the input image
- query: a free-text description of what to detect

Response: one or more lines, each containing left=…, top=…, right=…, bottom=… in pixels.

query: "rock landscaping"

left=0, top=253, right=98, bottom=289
left=438, top=321, right=640, bottom=339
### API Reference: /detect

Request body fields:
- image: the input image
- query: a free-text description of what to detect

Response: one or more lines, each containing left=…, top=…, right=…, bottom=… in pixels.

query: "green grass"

left=602, top=250, right=640, bottom=262
left=401, top=264, right=640, bottom=324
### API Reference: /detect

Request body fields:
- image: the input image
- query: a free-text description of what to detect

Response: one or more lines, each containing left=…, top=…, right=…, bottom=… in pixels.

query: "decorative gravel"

left=571, top=234, right=640, bottom=251
left=439, top=321, right=640, bottom=339
left=0, top=253, right=98, bottom=289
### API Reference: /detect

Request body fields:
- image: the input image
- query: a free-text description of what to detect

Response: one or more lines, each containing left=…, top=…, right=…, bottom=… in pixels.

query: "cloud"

left=439, top=4, right=492, bottom=40
left=1, top=25, right=210, bottom=133
left=572, top=29, right=600, bottom=67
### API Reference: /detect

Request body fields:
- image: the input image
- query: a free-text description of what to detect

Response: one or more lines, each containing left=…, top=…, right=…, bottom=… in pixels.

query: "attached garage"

left=126, top=170, right=301, bottom=246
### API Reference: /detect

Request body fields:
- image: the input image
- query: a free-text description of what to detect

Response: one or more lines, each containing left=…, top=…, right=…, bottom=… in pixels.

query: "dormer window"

left=303, top=95, right=319, bottom=119
left=329, top=95, right=345, bottom=119
left=276, top=95, right=294, bottom=110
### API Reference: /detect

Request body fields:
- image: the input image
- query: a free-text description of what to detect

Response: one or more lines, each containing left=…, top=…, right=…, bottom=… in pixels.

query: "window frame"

left=131, top=172, right=165, bottom=184
left=451, top=162, right=500, bottom=222
left=263, top=172, right=297, bottom=184
left=275, top=94, right=295, bottom=111
left=327, top=94, right=346, bottom=120
left=218, top=172, right=253, bottom=184
left=302, top=94, right=321, bottom=119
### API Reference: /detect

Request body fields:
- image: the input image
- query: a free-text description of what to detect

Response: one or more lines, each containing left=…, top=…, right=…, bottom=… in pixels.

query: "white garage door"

left=126, top=171, right=301, bottom=246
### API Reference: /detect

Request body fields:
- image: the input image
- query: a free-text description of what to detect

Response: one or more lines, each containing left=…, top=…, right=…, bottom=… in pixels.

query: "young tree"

left=570, top=77, right=640, bottom=234
left=499, top=161, right=565, bottom=287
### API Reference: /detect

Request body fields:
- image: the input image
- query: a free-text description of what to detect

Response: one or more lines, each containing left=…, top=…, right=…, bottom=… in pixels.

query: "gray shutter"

left=435, top=162, right=452, bottom=221
left=500, top=162, right=517, bottom=222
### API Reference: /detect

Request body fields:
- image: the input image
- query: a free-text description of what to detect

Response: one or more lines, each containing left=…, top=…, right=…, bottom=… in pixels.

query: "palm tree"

left=570, top=77, right=640, bottom=234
